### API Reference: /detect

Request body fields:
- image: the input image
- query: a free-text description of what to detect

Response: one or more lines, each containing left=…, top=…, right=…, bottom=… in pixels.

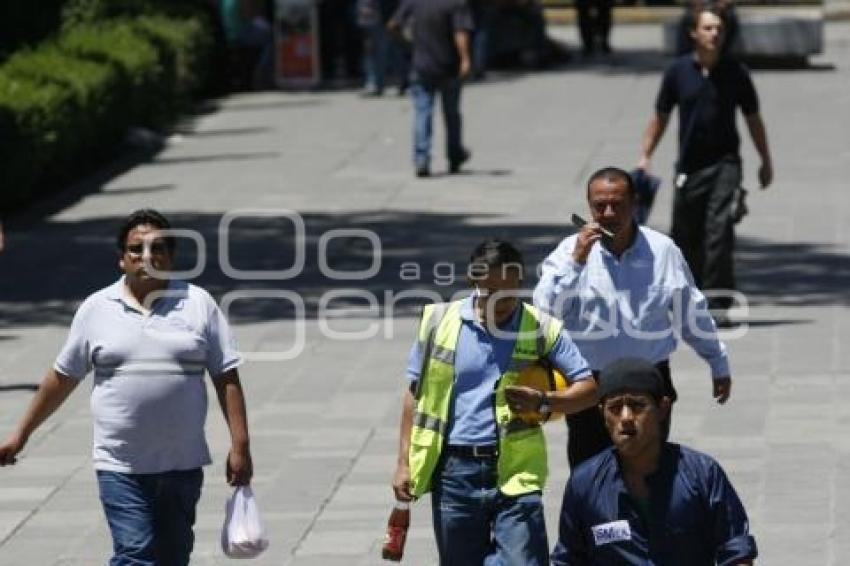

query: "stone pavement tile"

left=698, top=405, right=768, bottom=437
left=0, top=510, right=30, bottom=545
left=764, top=418, right=837, bottom=443
left=757, top=524, right=830, bottom=565
left=0, top=486, right=55, bottom=507
left=0, top=456, right=87, bottom=482
left=294, top=528, right=380, bottom=556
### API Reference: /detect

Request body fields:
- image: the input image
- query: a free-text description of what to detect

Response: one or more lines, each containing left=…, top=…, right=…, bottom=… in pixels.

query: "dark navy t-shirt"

left=394, top=0, right=473, bottom=80
left=656, top=55, right=759, bottom=173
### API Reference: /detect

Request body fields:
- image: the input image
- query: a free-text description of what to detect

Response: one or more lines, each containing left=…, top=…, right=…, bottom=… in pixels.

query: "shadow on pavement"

left=193, top=99, right=328, bottom=114
left=174, top=127, right=274, bottom=138
left=737, top=236, right=850, bottom=307
left=150, top=151, right=280, bottom=166
left=2, top=214, right=848, bottom=327
left=737, top=319, right=813, bottom=328
left=0, top=210, right=573, bottom=326
left=0, top=384, right=39, bottom=393
left=426, top=169, right=514, bottom=179
left=97, top=184, right=176, bottom=197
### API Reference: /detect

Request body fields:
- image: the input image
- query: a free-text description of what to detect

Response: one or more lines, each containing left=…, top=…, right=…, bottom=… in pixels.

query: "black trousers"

left=671, top=156, right=742, bottom=311
left=566, top=360, right=677, bottom=469
left=575, top=0, right=612, bottom=52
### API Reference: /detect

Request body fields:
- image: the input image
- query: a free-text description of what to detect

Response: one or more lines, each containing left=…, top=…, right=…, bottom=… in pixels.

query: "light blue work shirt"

left=533, top=225, right=730, bottom=378
left=406, top=297, right=591, bottom=445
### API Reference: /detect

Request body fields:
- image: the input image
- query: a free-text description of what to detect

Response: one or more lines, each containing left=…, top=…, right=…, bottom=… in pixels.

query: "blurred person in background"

left=219, top=0, right=274, bottom=89
left=358, top=0, right=410, bottom=95
left=390, top=0, right=474, bottom=177
left=576, top=0, right=612, bottom=56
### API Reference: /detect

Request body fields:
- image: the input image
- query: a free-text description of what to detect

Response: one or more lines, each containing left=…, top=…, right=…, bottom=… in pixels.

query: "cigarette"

left=598, top=225, right=615, bottom=239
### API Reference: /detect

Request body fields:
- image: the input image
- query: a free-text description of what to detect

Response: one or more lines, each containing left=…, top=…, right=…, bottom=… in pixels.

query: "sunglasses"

left=125, top=241, right=169, bottom=256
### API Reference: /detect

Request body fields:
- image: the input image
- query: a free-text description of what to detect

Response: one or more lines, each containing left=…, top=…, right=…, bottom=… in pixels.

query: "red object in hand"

left=381, top=501, right=410, bottom=561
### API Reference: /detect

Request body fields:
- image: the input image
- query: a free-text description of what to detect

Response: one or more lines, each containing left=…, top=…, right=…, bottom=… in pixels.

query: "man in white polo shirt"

left=0, top=209, right=253, bottom=565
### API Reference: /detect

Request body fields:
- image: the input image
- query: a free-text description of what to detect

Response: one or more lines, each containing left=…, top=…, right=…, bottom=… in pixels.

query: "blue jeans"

left=431, top=454, right=549, bottom=565
left=411, top=76, right=464, bottom=168
left=97, top=469, right=204, bottom=566
left=362, top=22, right=388, bottom=91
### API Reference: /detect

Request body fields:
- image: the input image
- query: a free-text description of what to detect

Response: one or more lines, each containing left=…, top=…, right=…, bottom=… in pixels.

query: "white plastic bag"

left=221, top=486, right=270, bottom=558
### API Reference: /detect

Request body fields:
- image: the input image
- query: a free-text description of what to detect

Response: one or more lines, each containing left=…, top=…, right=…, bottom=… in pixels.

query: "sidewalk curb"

left=544, top=3, right=850, bottom=24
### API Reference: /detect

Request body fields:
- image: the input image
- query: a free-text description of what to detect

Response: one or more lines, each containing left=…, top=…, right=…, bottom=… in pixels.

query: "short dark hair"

left=586, top=166, right=636, bottom=200
left=468, top=239, right=525, bottom=282
left=689, top=0, right=728, bottom=29
left=116, top=209, right=176, bottom=253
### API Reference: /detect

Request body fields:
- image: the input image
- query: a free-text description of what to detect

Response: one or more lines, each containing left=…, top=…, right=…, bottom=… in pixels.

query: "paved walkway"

left=0, top=23, right=848, bottom=565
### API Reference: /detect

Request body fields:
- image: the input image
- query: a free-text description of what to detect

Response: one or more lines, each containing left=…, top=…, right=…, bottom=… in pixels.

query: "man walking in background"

left=390, top=0, right=473, bottom=177
left=637, top=4, right=773, bottom=327
left=576, top=0, right=613, bottom=56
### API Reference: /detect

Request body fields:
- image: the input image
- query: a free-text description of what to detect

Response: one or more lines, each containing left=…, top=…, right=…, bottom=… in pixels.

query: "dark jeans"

left=576, top=0, right=613, bottom=52
left=97, top=468, right=204, bottom=566
left=567, top=361, right=677, bottom=469
left=431, top=454, right=549, bottom=565
left=411, top=75, right=464, bottom=169
left=671, top=156, right=742, bottom=311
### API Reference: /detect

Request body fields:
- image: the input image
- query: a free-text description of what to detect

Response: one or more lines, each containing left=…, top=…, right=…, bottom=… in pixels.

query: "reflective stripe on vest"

left=408, top=301, right=563, bottom=498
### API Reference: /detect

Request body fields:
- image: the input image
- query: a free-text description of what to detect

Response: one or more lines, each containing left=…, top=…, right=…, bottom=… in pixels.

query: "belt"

left=445, top=444, right=499, bottom=459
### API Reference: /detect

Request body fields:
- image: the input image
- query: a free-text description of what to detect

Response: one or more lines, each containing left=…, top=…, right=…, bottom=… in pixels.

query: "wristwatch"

left=537, top=392, right=552, bottom=416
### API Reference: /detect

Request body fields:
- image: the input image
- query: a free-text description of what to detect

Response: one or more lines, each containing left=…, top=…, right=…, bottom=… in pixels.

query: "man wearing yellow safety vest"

left=392, top=239, right=598, bottom=565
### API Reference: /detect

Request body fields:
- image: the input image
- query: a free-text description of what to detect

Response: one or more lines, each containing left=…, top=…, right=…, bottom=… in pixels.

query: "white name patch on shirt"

left=591, top=520, right=632, bottom=546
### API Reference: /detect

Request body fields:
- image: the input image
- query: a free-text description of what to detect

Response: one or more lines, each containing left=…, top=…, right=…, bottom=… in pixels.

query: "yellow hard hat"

left=513, top=362, right=569, bottom=424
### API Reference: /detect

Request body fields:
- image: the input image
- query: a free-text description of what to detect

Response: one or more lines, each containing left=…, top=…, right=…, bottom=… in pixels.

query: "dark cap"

left=598, top=358, right=665, bottom=401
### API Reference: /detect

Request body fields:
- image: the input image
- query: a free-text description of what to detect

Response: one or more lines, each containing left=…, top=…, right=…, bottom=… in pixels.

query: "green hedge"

left=0, top=14, right=212, bottom=212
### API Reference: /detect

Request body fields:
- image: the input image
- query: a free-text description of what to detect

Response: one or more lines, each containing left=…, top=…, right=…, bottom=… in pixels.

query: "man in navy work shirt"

left=392, top=239, right=597, bottom=565
left=637, top=5, right=773, bottom=326
left=534, top=166, right=731, bottom=469
left=552, top=357, right=757, bottom=565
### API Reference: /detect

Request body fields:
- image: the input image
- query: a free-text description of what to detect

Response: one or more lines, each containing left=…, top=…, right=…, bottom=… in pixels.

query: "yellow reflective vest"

left=408, top=300, right=562, bottom=498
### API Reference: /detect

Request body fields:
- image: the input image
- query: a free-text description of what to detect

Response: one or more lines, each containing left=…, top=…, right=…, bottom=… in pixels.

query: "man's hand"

left=758, top=161, right=773, bottom=189
left=572, top=224, right=604, bottom=264
left=0, top=433, right=26, bottom=466
left=226, top=446, right=253, bottom=486
left=636, top=155, right=651, bottom=172
left=505, top=385, right=544, bottom=414
left=393, top=463, right=413, bottom=502
left=713, top=377, right=732, bottom=404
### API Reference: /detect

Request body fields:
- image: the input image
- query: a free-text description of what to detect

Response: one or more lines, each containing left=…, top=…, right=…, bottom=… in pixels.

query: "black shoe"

left=360, top=86, right=384, bottom=98
left=416, top=164, right=430, bottom=178
left=448, top=149, right=471, bottom=174
left=712, top=314, right=738, bottom=329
